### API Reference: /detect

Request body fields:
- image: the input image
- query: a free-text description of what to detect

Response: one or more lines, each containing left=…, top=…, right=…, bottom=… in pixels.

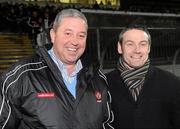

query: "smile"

left=67, top=48, right=77, bottom=52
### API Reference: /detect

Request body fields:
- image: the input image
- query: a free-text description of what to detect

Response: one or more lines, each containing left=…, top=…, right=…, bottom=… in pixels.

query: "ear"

left=148, top=45, right=151, bottom=54
left=117, top=42, right=122, bottom=54
left=50, top=29, right=55, bottom=44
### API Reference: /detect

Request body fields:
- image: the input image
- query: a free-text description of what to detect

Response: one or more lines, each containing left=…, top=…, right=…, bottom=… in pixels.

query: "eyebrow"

left=140, top=40, right=149, bottom=43
left=124, top=39, right=148, bottom=42
left=124, top=40, right=133, bottom=43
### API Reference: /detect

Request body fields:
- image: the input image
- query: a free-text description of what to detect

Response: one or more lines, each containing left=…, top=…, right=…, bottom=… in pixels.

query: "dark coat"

left=106, top=66, right=180, bottom=128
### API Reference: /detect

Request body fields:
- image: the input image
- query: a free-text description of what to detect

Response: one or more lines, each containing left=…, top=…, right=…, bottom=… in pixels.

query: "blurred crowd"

left=0, top=1, right=179, bottom=47
left=0, top=2, right=119, bottom=46
left=0, top=2, right=119, bottom=33
left=0, top=1, right=179, bottom=34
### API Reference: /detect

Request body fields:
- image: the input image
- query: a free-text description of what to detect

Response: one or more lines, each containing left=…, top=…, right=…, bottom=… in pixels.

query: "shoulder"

left=93, top=69, right=108, bottom=89
left=105, top=68, right=121, bottom=80
left=148, top=66, right=180, bottom=90
left=150, top=66, right=180, bottom=80
left=1, top=54, right=47, bottom=84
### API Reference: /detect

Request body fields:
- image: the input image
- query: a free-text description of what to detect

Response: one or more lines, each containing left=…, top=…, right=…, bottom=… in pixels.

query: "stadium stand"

left=0, top=33, right=34, bottom=73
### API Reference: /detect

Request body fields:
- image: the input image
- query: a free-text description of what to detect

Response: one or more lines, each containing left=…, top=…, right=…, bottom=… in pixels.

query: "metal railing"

left=37, top=26, right=180, bottom=71
left=85, top=27, right=180, bottom=70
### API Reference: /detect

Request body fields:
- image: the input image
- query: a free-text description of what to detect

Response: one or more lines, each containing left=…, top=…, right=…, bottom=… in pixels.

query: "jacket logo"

left=95, top=91, right=102, bottom=103
left=37, top=93, right=55, bottom=98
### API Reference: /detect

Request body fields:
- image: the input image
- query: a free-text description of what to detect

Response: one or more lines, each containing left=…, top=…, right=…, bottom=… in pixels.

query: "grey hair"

left=119, top=25, right=151, bottom=45
left=52, top=9, right=88, bottom=31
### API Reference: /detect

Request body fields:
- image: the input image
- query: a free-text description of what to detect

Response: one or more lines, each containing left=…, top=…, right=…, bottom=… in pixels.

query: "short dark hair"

left=118, top=24, right=151, bottom=45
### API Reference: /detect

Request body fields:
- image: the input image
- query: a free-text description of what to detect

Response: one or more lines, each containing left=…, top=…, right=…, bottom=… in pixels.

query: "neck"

left=123, top=61, right=135, bottom=70
left=65, top=64, right=75, bottom=76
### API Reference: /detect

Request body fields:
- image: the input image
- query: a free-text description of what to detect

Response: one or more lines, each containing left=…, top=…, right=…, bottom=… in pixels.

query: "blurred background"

left=0, top=0, right=180, bottom=76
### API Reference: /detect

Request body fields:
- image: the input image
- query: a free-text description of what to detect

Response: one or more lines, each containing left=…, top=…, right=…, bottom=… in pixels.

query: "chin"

left=133, top=64, right=144, bottom=69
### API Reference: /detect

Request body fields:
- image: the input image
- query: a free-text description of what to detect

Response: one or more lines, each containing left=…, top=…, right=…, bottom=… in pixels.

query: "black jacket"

left=0, top=46, right=113, bottom=129
left=106, top=66, right=180, bottom=128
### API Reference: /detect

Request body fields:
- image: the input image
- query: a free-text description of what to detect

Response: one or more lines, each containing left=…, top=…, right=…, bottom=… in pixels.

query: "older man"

left=0, top=9, right=113, bottom=129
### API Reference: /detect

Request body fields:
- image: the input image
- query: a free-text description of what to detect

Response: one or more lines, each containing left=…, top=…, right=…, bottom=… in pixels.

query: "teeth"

left=132, top=56, right=142, bottom=59
left=131, top=56, right=140, bottom=59
left=68, top=48, right=76, bottom=51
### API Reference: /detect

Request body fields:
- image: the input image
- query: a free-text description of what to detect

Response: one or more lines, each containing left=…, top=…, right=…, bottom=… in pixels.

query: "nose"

left=71, top=35, right=78, bottom=46
left=135, top=45, right=141, bottom=53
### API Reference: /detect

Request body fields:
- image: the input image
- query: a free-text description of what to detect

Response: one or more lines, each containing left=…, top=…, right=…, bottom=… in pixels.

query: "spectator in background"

left=93, top=1, right=99, bottom=9
left=5, top=5, right=18, bottom=32
left=27, top=10, right=42, bottom=47
left=106, top=24, right=180, bottom=128
left=37, top=10, right=52, bottom=46
left=0, top=8, right=113, bottom=129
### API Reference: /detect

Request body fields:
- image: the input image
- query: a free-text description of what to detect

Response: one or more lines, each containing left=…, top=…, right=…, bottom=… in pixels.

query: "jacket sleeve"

left=0, top=73, right=8, bottom=128
left=171, top=83, right=180, bottom=128
left=98, top=70, right=114, bottom=129
left=0, top=73, right=17, bottom=129
left=102, top=90, right=114, bottom=129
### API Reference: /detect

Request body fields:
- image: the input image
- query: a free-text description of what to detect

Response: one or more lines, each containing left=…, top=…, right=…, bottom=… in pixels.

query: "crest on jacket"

left=95, top=91, right=102, bottom=102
